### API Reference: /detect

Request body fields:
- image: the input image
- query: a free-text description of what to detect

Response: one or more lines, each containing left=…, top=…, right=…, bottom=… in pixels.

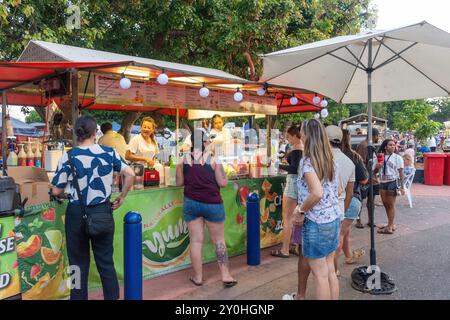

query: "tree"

left=2, top=0, right=374, bottom=137
left=429, top=98, right=450, bottom=123
left=25, top=110, right=43, bottom=123
left=393, top=100, right=441, bottom=142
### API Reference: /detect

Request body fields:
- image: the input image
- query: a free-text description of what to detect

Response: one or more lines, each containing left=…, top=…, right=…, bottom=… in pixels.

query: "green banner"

left=86, top=176, right=285, bottom=289
left=14, top=203, right=70, bottom=300
left=0, top=176, right=285, bottom=297
left=0, top=214, right=20, bottom=300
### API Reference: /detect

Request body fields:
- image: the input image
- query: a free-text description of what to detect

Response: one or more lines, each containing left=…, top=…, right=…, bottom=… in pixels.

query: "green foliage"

left=393, top=100, right=441, bottom=142
left=429, top=98, right=450, bottom=123
left=1, top=0, right=374, bottom=131
left=25, top=110, right=43, bottom=123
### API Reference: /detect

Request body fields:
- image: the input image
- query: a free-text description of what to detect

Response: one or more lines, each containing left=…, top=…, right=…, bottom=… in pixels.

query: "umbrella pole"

left=351, top=39, right=396, bottom=295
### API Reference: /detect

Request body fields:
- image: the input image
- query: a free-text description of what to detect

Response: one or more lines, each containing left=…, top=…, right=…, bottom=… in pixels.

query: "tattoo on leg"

left=215, top=242, right=229, bottom=267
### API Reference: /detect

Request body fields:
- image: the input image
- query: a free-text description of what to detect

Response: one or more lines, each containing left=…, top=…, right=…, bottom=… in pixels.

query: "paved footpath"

left=91, top=184, right=450, bottom=300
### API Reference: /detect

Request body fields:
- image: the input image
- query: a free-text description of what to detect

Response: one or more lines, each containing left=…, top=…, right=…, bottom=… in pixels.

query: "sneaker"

left=282, top=292, right=296, bottom=300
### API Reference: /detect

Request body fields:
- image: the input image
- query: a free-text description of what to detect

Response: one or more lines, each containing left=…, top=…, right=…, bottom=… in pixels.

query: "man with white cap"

left=325, top=125, right=355, bottom=276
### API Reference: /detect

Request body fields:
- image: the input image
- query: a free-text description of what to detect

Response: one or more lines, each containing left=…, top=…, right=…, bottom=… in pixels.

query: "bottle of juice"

left=34, top=143, right=42, bottom=168
left=26, top=143, right=35, bottom=167
left=18, top=144, right=26, bottom=166
left=6, top=144, right=18, bottom=166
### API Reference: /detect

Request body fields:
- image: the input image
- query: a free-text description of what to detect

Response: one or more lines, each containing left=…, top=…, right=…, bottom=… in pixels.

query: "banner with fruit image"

left=0, top=214, right=20, bottom=300
left=87, top=176, right=285, bottom=289
left=14, top=204, right=70, bottom=300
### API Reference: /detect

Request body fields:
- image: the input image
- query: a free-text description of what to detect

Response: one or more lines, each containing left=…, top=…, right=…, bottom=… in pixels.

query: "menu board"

left=95, top=76, right=277, bottom=115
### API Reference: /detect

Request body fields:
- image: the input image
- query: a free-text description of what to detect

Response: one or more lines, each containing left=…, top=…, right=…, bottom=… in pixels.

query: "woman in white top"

left=210, top=114, right=230, bottom=156
left=125, top=117, right=159, bottom=167
left=375, top=139, right=405, bottom=234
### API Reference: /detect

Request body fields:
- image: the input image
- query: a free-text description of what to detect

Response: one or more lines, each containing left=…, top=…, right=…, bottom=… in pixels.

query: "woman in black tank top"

left=176, top=129, right=237, bottom=288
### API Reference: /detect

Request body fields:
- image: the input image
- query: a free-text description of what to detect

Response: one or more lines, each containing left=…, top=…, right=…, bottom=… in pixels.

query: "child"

left=403, top=154, right=415, bottom=177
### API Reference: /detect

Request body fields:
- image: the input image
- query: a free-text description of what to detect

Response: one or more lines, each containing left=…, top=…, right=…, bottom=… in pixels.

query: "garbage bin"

left=444, top=154, right=450, bottom=186
left=424, top=153, right=446, bottom=186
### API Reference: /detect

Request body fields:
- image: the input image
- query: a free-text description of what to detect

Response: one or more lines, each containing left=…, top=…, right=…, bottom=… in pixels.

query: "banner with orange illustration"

left=14, top=204, right=70, bottom=300
left=88, top=176, right=285, bottom=289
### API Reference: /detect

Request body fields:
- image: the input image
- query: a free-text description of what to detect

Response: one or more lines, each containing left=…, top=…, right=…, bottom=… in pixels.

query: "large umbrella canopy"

left=0, top=113, right=38, bottom=136
left=260, top=21, right=450, bottom=292
left=260, top=21, right=450, bottom=103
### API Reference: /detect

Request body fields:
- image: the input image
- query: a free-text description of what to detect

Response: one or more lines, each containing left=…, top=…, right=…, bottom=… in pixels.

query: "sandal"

left=270, top=249, right=290, bottom=258
left=355, top=221, right=364, bottom=229
left=377, top=224, right=397, bottom=231
left=377, top=226, right=394, bottom=234
left=189, top=277, right=203, bottom=286
left=223, top=280, right=238, bottom=288
left=345, top=248, right=366, bottom=264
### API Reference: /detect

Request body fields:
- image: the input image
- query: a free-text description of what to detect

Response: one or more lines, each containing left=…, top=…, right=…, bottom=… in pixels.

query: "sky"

left=373, top=0, right=450, bottom=32
left=8, top=0, right=450, bottom=122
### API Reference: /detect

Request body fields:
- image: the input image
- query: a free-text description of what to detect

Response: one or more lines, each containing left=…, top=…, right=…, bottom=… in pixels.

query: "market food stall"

left=0, top=41, right=320, bottom=299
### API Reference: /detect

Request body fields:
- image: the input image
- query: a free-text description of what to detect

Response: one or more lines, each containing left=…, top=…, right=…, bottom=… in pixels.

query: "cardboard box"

left=7, top=167, right=50, bottom=207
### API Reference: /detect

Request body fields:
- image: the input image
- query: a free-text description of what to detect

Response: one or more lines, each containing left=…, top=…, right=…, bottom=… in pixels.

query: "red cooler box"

left=444, top=153, right=450, bottom=186
left=424, top=153, right=446, bottom=186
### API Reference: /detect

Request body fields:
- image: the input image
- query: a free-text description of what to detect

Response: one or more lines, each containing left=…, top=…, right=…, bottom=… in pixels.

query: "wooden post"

left=2, top=91, right=7, bottom=176
left=71, top=69, right=79, bottom=146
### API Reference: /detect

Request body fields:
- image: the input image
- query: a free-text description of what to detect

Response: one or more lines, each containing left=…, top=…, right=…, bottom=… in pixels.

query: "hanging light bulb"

left=234, top=88, right=243, bottom=102
left=314, top=113, right=320, bottom=120
left=199, top=83, right=209, bottom=98
left=320, top=99, right=328, bottom=108
left=119, top=74, right=131, bottom=89
left=321, top=108, right=329, bottom=118
left=157, top=69, right=169, bottom=85
left=290, top=95, right=298, bottom=105
left=257, top=86, right=266, bottom=96
left=313, top=95, right=321, bottom=105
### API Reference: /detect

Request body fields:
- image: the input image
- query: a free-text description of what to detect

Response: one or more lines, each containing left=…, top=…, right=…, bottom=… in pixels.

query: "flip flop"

left=377, top=224, right=397, bottom=231
left=189, top=277, right=203, bottom=286
left=377, top=226, right=394, bottom=234
left=270, top=249, right=290, bottom=258
left=355, top=221, right=364, bottom=229
left=345, top=248, right=366, bottom=264
left=289, top=245, right=299, bottom=256
left=223, top=280, right=238, bottom=288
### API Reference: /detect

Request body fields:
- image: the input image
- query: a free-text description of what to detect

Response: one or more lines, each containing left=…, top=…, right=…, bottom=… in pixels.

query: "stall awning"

left=0, top=61, right=132, bottom=91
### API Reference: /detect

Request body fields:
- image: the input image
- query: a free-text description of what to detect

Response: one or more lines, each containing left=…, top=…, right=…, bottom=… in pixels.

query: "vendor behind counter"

left=125, top=117, right=159, bottom=167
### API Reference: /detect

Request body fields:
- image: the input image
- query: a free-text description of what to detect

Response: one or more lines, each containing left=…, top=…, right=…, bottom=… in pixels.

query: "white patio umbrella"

left=260, top=21, right=450, bottom=294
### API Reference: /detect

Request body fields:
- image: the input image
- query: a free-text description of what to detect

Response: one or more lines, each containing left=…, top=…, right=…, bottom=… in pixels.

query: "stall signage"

left=0, top=217, right=21, bottom=299
left=141, top=199, right=190, bottom=268
left=95, top=76, right=277, bottom=115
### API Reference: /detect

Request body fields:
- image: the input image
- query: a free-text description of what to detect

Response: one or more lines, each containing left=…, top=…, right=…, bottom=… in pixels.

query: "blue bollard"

left=124, top=211, right=142, bottom=300
left=247, top=192, right=260, bottom=265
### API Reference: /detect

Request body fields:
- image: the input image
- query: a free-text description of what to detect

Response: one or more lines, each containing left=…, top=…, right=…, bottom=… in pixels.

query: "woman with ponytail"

left=176, top=129, right=237, bottom=288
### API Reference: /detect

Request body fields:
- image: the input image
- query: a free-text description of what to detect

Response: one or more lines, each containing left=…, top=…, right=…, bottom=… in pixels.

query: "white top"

left=332, top=148, right=355, bottom=218
left=427, top=136, right=437, bottom=148
left=380, top=153, right=404, bottom=183
left=297, top=158, right=341, bottom=224
left=210, top=128, right=231, bottom=156
left=128, top=134, right=159, bottom=164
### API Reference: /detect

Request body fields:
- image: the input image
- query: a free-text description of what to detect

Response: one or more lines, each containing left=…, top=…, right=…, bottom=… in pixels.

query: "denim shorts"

left=283, top=174, right=298, bottom=200
left=344, top=197, right=362, bottom=220
left=302, top=217, right=340, bottom=259
left=183, top=197, right=226, bottom=223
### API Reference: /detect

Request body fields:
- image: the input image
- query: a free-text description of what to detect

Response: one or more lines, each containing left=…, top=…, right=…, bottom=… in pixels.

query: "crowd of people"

left=275, top=120, right=409, bottom=300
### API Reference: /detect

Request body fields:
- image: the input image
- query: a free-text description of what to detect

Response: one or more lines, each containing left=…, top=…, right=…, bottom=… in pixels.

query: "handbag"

left=67, top=150, right=114, bottom=237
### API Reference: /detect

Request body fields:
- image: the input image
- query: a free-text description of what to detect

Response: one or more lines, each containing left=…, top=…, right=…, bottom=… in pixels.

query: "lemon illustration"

left=45, top=230, right=63, bottom=253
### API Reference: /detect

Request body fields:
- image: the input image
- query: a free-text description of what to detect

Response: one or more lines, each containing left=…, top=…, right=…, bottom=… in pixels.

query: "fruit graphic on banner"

left=14, top=204, right=70, bottom=300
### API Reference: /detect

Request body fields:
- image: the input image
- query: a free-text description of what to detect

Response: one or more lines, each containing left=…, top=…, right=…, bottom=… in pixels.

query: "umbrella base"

left=351, top=266, right=397, bottom=295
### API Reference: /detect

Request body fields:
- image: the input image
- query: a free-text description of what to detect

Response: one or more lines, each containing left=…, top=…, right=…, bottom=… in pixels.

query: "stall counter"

left=1, top=175, right=286, bottom=299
